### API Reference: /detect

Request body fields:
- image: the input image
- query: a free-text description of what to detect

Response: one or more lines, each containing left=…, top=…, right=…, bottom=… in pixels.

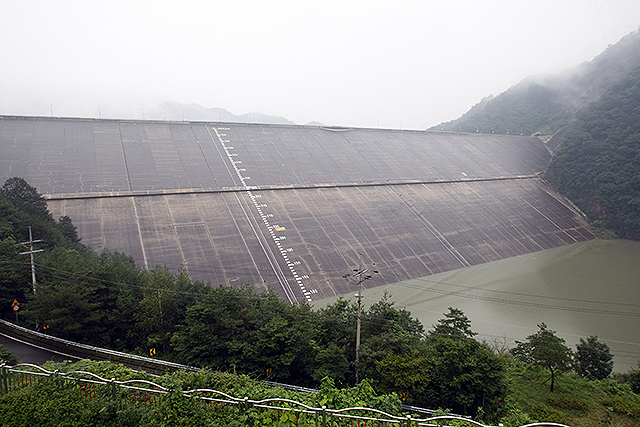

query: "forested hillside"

left=430, top=29, right=640, bottom=240
left=544, top=66, right=640, bottom=240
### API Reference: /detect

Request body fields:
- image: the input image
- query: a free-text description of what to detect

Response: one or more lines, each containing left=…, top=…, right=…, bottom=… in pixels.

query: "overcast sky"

left=2, top=0, right=640, bottom=129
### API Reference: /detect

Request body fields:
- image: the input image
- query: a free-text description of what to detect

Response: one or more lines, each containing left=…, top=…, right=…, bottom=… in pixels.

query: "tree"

left=366, top=307, right=506, bottom=416
left=0, top=213, right=31, bottom=319
left=429, top=307, right=477, bottom=341
left=250, top=302, right=317, bottom=385
left=357, top=293, right=425, bottom=386
left=629, top=362, right=640, bottom=394
left=374, top=348, right=431, bottom=404
left=575, top=336, right=614, bottom=379
left=423, top=336, right=507, bottom=416
left=57, top=215, right=82, bottom=247
left=25, top=247, right=104, bottom=342
left=136, top=267, right=205, bottom=356
left=511, top=323, right=573, bottom=392
left=312, top=297, right=357, bottom=385
left=1, top=177, right=50, bottom=220
left=363, top=291, right=424, bottom=337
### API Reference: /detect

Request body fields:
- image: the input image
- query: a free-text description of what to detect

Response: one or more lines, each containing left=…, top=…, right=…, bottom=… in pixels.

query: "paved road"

left=0, top=334, right=80, bottom=365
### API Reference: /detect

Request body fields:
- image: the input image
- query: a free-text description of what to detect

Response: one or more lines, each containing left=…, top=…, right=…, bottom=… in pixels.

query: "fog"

left=1, top=0, right=640, bottom=129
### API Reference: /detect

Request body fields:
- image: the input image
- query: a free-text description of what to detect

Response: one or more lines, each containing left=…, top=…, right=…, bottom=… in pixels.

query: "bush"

left=603, top=395, right=640, bottom=418
left=528, top=402, right=570, bottom=424
left=546, top=396, right=589, bottom=411
left=0, top=380, right=101, bottom=427
left=0, top=344, right=19, bottom=365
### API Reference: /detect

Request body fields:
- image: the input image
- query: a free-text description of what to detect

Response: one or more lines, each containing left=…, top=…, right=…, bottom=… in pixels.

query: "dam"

left=0, top=116, right=593, bottom=303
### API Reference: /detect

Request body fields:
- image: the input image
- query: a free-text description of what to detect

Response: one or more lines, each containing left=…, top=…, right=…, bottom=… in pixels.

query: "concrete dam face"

left=0, top=116, right=593, bottom=303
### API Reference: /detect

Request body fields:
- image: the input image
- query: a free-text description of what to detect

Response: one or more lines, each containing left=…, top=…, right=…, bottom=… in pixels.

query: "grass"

left=505, top=363, right=640, bottom=427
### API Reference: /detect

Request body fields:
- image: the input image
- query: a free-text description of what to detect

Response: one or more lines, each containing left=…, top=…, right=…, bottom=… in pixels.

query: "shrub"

left=528, top=402, right=570, bottom=424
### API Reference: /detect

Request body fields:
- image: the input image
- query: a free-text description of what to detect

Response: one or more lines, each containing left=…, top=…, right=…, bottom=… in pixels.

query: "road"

left=0, top=333, right=80, bottom=365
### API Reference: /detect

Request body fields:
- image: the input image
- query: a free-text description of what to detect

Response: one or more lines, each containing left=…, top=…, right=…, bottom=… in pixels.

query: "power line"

left=410, top=276, right=640, bottom=308
left=386, top=277, right=640, bottom=317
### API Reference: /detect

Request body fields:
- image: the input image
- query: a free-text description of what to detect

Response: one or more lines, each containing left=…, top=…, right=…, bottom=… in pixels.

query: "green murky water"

left=314, top=239, right=640, bottom=372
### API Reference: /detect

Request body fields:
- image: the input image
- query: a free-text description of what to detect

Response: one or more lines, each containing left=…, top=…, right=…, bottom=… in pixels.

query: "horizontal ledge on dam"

left=42, top=174, right=540, bottom=201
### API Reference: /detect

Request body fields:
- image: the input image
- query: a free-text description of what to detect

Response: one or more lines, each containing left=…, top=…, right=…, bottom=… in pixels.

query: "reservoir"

left=315, top=239, right=640, bottom=373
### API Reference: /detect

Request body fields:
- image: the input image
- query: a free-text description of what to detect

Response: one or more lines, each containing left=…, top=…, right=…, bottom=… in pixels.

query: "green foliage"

left=629, top=363, right=640, bottom=394
left=317, top=377, right=402, bottom=413
left=363, top=290, right=424, bottom=337
left=431, top=81, right=570, bottom=135
left=504, top=359, right=640, bottom=427
left=0, top=343, right=19, bottom=365
left=136, top=267, right=207, bottom=356
left=42, top=359, right=155, bottom=382
left=25, top=247, right=104, bottom=342
left=0, top=178, right=97, bottom=321
left=591, top=219, right=619, bottom=239
left=0, top=359, right=404, bottom=427
left=313, top=297, right=357, bottom=385
left=528, top=402, right=570, bottom=425
left=1, top=177, right=51, bottom=221
left=0, top=379, right=102, bottom=427
left=58, top=215, right=82, bottom=248
left=422, top=336, right=507, bottom=416
left=498, top=404, right=537, bottom=427
left=511, top=323, right=573, bottom=392
left=428, top=306, right=477, bottom=341
left=544, top=66, right=640, bottom=240
left=602, top=393, right=640, bottom=418
left=360, top=308, right=506, bottom=417
left=374, top=348, right=431, bottom=403
left=575, top=336, right=614, bottom=380
left=356, top=295, right=426, bottom=388
left=546, top=395, right=589, bottom=411
left=171, top=285, right=318, bottom=386
left=138, top=388, right=212, bottom=427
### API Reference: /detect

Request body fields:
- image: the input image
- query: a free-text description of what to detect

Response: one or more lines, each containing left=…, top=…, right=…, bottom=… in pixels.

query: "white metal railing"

left=0, top=363, right=572, bottom=427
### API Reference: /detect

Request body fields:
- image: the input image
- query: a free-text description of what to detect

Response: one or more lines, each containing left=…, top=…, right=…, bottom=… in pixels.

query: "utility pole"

left=19, top=226, right=44, bottom=294
left=343, top=253, right=378, bottom=384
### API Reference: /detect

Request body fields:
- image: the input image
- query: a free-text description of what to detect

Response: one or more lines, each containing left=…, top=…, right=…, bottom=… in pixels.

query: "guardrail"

left=0, top=319, right=195, bottom=375
left=0, top=364, right=571, bottom=427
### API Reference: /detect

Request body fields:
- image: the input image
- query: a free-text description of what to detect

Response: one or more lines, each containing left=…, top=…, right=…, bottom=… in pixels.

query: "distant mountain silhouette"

left=153, top=102, right=296, bottom=125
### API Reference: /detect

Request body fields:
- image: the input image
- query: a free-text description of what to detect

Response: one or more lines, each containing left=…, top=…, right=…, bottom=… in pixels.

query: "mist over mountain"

left=431, top=29, right=640, bottom=241
left=151, top=102, right=297, bottom=125
left=430, top=29, right=640, bottom=138
left=544, top=65, right=640, bottom=240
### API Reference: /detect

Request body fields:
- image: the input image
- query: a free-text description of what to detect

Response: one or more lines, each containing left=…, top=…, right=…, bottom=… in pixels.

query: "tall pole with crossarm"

left=19, top=226, right=44, bottom=294
left=344, top=253, right=378, bottom=384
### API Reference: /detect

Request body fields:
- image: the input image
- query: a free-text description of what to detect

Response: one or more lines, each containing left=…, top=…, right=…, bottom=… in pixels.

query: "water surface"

left=314, top=239, right=640, bottom=372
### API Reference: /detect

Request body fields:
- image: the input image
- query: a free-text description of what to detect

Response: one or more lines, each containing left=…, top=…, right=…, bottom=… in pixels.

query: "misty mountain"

left=431, top=29, right=640, bottom=241
left=153, top=102, right=297, bottom=125
left=430, top=29, right=640, bottom=140
left=543, top=64, right=640, bottom=240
